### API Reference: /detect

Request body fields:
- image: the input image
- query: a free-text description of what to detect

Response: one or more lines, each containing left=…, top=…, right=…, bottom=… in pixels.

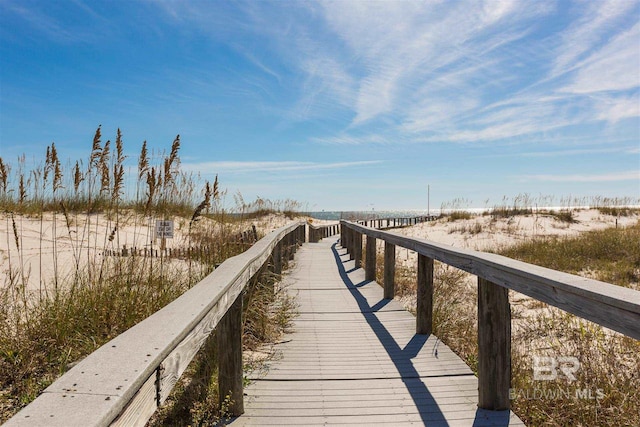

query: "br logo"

left=532, top=356, right=580, bottom=382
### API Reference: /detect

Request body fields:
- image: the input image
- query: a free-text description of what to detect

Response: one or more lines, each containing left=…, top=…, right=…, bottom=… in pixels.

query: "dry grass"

left=0, top=127, right=302, bottom=423
left=497, top=221, right=640, bottom=289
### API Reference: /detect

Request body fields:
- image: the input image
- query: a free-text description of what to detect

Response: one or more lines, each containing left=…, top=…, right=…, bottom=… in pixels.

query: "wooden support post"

left=365, top=236, right=376, bottom=281
left=416, top=255, right=434, bottom=334
left=384, top=242, right=395, bottom=299
left=217, top=295, right=244, bottom=416
left=348, top=228, right=355, bottom=260
left=478, top=277, right=511, bottom=411
left=288, top=232, right=295, bottom=260
left=272, top=241, right=282, bottom=275
left=354, top=232, right=363, bottom=268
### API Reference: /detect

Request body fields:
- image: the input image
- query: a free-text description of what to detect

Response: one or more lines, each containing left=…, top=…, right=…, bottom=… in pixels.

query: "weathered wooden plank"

left=218, top=294, right=244, bottom=415
left=110, top=372, right=157, bottom=427
left=477, top=278, right=511, bottom=410
left=416, top=254, right=433, bottom=335
left=365, top=235, right=376, bottom=281
left=158, top=298, right=227, bottom=403
left=353, top=231, right=363, bottom=268
left=384, top=241, right=395, bottom=299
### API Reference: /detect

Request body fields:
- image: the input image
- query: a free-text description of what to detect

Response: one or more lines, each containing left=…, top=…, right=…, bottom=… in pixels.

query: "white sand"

left=391, top=209, right=638, bottom=267
left=0, top=211, right=302, bottom=292
left=2, top=208, right=635, bottom=293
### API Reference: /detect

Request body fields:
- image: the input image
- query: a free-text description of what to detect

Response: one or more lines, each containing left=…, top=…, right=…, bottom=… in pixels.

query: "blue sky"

left=1, top=0, right=639, bottom=211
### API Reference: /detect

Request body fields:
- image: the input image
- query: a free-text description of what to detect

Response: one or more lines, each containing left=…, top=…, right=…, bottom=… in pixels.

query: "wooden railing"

left=354, top=215, right=436, bottom=229
left=340, top=220, right=640, bottom=411
left=5, top=222, right=306, bottom=427
left=307, top=215, right=434, bottom=243
left=308, top=222, right=340, bottom=243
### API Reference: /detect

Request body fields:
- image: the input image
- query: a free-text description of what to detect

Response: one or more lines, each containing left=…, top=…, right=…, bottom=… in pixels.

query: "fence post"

left=365, top=236, right=376, bottom=281
left=348, top=228, right=355, bottom=260
left=354, top=231, right=363, bottom=268
left=384, top=242, right=395, bottom=299
left=288, top=232, right=295, bottom=261
left=478, top=277, right=511, bottom=410
left=217, top=294, right=244, bottom=415
left=416, top=255, right=434, bottom=334
left=271, top=240, right=282, bottom=275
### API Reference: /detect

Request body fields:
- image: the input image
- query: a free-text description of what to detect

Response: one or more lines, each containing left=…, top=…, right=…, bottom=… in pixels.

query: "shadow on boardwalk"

left=331, top=242, right=511, bottom=427
left=231, top=238, right=519, bottom=426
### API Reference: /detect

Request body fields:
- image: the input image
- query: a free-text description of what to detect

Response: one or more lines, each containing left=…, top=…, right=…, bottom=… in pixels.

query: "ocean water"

left=303, top=205, right=632, bottom=221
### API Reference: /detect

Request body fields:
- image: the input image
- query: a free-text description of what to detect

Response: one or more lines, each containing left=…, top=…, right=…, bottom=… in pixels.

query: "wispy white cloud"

left=318, top=0, right=551, bottom=127
left=561, top=21, right=640, bottom=94
left=595, top=94, right=640, bottom=123
left=1, top=1, right=80, bottom=43
left=182, top=160, right=382, bottom=174
left=550, top=0, right=637, bottom=78
left=522, top=171, right=640, bottom=183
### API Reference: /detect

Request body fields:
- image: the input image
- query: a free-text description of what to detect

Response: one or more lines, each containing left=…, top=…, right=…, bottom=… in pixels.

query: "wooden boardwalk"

left=231, top=237, right=525, bottom=426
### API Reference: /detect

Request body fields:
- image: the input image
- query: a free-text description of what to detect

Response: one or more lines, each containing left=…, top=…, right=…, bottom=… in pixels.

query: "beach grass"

left=0, top=127, right=301, bottom=422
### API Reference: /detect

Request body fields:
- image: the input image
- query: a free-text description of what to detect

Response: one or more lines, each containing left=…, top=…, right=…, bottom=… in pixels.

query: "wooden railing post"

left=365, top=235, right=376, bottom=281
left=416, top=255, right=434, bottom=334
left=217, top=294, right=244, bottom=416
left=272, top=241, right=282, bottom=275
left=354, top=231, right=363, bottom=268
left=478, top=277, right=511, bottom=410
left=348, top=228, right=355, bottom=260
left=384, top=242, right=395, bottom=299
left=288, top=232, right=295, bottom=260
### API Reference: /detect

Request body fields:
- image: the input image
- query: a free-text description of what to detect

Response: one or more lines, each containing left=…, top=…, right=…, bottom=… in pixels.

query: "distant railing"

left=340, top=220, right=640, bottom=411
left=353, top=215, right=437, bottom=229
left=307, top=215, right=435, bottom=243
left=5, top=222, right=306, bottom=427
left=308, top=222, right=340, bottom=243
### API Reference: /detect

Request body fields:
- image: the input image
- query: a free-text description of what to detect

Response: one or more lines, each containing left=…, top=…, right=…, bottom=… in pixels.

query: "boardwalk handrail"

left=6, top=221, right=306, bottom=427
left=340, top=220, right=640, bottom=410
left=308, top=221, right=340, bottom=243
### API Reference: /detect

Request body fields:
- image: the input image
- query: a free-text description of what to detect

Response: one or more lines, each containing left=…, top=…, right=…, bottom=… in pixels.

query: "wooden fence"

left=103, top=225, right=259, bottom=259
left=5, top=222, right=306, bottom=427
left=307, top=216, right=433, bottom=243
left=340, top=220, right=640, bottom=411
left=355, top=215, right=436, bottom=229
left=308, top=222, right=340, bottom=243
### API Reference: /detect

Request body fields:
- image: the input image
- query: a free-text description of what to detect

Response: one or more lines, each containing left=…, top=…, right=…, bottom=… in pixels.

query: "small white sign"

left=155, top=220, right=174, bottom=239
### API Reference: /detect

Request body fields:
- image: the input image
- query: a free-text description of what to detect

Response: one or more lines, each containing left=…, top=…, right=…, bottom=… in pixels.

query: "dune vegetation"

left=0, top=127, right=300, bottom=424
